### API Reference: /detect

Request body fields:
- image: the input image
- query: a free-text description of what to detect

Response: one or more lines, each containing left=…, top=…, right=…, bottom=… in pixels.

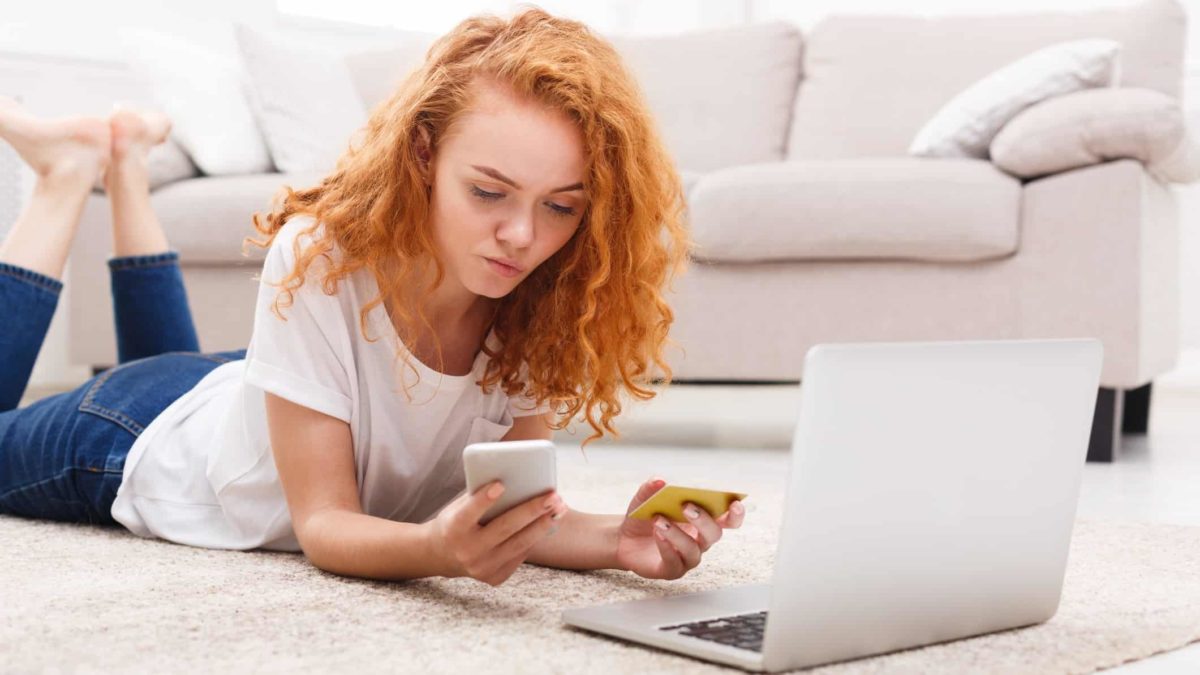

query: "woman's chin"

left=468, top=277, right=519, bottom=299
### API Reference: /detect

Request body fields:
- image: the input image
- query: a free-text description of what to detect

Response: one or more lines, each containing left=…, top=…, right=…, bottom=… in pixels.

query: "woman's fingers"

left=681, top=502, right=723, bottom=551
left=656, top=517, right=701, bottom=571
left=652, top=520, right=687, bottom=578
left=715, top=501, right=745, bottom=529
left=627, top=476, right=667, bottom=514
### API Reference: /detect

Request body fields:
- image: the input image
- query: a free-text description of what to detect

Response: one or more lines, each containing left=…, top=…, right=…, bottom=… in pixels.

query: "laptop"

left=562, top=338, right=1102, bottom=672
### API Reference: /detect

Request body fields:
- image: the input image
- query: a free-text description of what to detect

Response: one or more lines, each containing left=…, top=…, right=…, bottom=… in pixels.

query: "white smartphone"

left=463, top=439, right=557, bottom=525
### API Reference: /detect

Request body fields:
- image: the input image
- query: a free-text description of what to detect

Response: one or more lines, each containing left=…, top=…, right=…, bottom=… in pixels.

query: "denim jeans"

left=0, top=253, right=245, bottom=525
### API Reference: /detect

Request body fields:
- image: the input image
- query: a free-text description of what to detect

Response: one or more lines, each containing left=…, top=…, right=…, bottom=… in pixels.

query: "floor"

left=20, top=365, right=1200, bottom=673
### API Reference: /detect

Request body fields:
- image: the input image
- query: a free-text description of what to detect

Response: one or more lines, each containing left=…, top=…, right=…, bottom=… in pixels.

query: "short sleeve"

left=243, top=218, right=354, bottom=422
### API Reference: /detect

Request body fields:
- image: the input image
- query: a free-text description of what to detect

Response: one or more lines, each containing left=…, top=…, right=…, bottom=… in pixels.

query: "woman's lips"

left=484, top=257, right=523, bottom=278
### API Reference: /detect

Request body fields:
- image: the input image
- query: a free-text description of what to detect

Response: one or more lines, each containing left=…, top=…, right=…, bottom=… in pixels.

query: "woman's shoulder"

left=269, top=215, right=321, bottom=258
left=264, top=215, right=350, bottom=273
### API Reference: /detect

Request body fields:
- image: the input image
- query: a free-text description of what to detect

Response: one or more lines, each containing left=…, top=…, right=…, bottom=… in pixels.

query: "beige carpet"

left=3, top=462, right=1200, bottom=674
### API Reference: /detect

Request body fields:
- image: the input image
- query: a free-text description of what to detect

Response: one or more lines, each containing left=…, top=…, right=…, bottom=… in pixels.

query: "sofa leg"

left=1121, top=382, right=1152, bottom=434
left=1087, top=388, right=1123, bottom=463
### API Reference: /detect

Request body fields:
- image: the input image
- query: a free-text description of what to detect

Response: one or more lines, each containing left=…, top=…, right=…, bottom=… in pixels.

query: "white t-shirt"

left=110, top=216, right=547, bottom=551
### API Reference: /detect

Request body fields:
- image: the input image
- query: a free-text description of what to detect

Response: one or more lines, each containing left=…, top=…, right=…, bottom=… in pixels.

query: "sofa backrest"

left=609, top=23, right=803, bottom=173
left=344, top=22, right=805, bottom=175
left=786, top=0, right=1187, bottom=159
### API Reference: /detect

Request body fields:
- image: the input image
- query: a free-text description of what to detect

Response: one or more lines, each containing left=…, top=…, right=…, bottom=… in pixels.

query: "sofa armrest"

left=1013, top=158, right=1178, bottom=386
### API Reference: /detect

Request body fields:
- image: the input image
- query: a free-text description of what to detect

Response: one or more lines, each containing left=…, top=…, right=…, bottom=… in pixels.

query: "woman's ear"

left=414, top=124, right=434, bottom=184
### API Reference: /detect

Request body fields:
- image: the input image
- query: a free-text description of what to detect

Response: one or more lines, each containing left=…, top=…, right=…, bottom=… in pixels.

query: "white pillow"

left=909, top=39, right=1122, bottom=159
left=235, top=24, right=367, bottom=174
left=121, top=29, right=273, bottom=176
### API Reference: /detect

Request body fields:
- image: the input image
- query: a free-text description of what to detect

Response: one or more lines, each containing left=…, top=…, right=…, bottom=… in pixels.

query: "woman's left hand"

left=615, top=477, right=745, bottom=580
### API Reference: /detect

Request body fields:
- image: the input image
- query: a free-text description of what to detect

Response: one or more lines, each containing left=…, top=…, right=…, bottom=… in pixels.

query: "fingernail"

left=656, top=518, right=670, bottom=531
left=488, top=483, right=504, bottom=499
left=552, top=511, right=564, bottom=521
left=543, top=494, right=559, bottom=509
left=684, top=505, right=700, bottom=519
left=731, top=501, right=743, bottom=514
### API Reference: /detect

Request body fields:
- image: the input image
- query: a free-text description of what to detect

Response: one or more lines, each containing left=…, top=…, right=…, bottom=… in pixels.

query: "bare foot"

left=0, top=96, right=110, bottom=184
left=108, top=104, right=171, bottom=164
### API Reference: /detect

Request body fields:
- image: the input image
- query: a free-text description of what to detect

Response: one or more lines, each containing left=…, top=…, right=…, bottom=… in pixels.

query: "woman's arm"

left=266, top=398, right=567, bottom=582
left=526, top=509, right=623, bottom=570
left=502, top=413, right=624, bottom=571
left=264, top=393, right=446, bottom=580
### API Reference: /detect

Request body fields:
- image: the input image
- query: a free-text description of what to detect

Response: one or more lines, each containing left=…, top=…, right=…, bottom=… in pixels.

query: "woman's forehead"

left=442, top=80, right=587, bottom=185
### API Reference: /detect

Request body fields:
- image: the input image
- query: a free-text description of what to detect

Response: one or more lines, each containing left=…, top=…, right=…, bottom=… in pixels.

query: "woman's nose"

left=498, top=212, right=535, bottom=248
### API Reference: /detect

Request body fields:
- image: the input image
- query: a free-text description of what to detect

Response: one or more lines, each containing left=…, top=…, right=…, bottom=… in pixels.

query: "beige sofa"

left=70, top=0, right=1186, bottom=461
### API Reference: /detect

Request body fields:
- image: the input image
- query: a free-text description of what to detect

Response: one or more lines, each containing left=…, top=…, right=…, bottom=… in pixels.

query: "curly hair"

left=246, top=7, right=689, bottom=444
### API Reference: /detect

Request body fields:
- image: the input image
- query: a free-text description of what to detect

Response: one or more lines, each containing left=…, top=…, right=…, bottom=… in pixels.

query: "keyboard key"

left=658, top=610, right=768, bottom=653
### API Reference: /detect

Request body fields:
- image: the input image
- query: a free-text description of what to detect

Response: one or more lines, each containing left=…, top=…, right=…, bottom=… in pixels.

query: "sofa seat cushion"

left=152, top=173, right=324, bottom=263
left=687, top=158, right=1021, bottom=263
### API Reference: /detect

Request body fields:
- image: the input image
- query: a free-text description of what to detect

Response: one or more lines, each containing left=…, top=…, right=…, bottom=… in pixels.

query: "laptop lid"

left=762, top=339, right=1102, bottom=672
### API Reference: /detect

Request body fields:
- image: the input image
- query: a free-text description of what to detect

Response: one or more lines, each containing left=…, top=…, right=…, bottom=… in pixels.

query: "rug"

left=3, top=462, right=1200, bottom=674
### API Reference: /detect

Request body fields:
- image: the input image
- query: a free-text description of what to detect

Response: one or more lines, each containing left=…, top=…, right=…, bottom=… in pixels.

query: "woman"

left=0, top=9, right=745, bottom=586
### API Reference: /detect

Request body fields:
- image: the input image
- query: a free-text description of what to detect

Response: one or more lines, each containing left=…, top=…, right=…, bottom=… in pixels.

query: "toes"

left=109, top=106, right=171, bottom=148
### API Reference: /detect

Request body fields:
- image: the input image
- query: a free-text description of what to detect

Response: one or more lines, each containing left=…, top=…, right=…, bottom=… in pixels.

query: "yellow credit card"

left=628, top=484, right=748, bottom=523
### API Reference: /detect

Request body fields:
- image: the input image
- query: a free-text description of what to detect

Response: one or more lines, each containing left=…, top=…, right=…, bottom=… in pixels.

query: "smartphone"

left=464, top=439, right=557, bottom=525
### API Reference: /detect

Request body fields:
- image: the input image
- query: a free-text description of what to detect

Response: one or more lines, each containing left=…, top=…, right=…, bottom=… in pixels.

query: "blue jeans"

left=0, top=254, right=245, bottom=525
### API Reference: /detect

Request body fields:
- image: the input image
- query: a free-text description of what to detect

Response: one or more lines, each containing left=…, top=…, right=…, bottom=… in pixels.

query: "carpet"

left=3, top=462, right=1200, bottom=674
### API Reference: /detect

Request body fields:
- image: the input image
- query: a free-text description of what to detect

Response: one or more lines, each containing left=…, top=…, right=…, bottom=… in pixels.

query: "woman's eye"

left=471, top=185, right=503, bottom=201
left=546, top=202, right=576, bottom=217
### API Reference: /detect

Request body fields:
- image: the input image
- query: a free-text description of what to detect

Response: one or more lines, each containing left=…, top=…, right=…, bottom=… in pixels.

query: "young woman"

left=0, top=9, right=745, bottom=586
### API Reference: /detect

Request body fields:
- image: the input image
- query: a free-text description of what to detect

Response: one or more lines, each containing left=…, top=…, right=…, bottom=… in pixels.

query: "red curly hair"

left=247, top=8, right=689, bottom=444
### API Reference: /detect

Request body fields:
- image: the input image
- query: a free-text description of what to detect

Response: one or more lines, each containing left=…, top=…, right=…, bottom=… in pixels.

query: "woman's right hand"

left=426, top=481, right=567, bottom=586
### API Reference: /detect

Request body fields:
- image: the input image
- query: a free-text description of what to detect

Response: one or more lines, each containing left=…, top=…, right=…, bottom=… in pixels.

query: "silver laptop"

left=562, top=339, right=1102, bottom=672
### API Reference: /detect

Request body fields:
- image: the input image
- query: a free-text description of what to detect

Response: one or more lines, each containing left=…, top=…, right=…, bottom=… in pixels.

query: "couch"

left=69, top=0, right=1187, bottom=462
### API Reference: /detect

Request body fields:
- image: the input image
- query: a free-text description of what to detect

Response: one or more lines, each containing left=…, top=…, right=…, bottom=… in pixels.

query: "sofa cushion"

left=787, top=0, right=1186, bottom=159
left=687, top=158, right=1020, bottom=263
left=595, top=23, right=805, bottom=174
left=340, top=24, right=802, bottom=175
left=344, top=31, right=437, bottom=111
left=153, top=173, right=324, bottom=263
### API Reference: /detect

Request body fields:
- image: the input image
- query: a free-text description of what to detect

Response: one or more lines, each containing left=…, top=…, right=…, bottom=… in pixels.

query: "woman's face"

left=425, top=79, right=587, bottom=301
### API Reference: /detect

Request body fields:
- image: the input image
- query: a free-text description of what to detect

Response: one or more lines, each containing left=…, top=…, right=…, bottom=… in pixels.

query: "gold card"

left=628, top=484, right=748, bottom=523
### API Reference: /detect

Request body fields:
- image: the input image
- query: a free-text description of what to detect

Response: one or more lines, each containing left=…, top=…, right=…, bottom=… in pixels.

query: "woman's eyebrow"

left=471, top=165, right=584, bottom=193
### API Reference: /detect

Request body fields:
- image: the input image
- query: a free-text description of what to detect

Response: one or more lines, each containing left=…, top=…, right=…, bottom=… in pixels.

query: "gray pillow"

left=990, top=88, right=1200, bottom=184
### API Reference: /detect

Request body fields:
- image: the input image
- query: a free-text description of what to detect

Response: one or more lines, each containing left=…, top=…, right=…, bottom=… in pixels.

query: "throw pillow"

left=909, top=39, right=1122, bottom=159
left=235, top=24, right=368, bottom=174
left=990, top=87, right=1200, bottom=183
left=121, top=29, right=273, bottom=176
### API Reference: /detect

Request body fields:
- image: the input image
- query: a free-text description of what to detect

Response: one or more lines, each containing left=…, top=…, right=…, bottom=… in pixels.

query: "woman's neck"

left=378, top=257, right=497, bottom=374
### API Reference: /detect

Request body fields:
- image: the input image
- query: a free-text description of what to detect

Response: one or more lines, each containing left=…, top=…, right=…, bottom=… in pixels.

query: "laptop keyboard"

left=659, top=610, right=767, bottom=652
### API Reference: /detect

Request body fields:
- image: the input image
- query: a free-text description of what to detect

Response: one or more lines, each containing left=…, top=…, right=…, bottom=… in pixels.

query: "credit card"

left=628, top=484, right=748, bottom=523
